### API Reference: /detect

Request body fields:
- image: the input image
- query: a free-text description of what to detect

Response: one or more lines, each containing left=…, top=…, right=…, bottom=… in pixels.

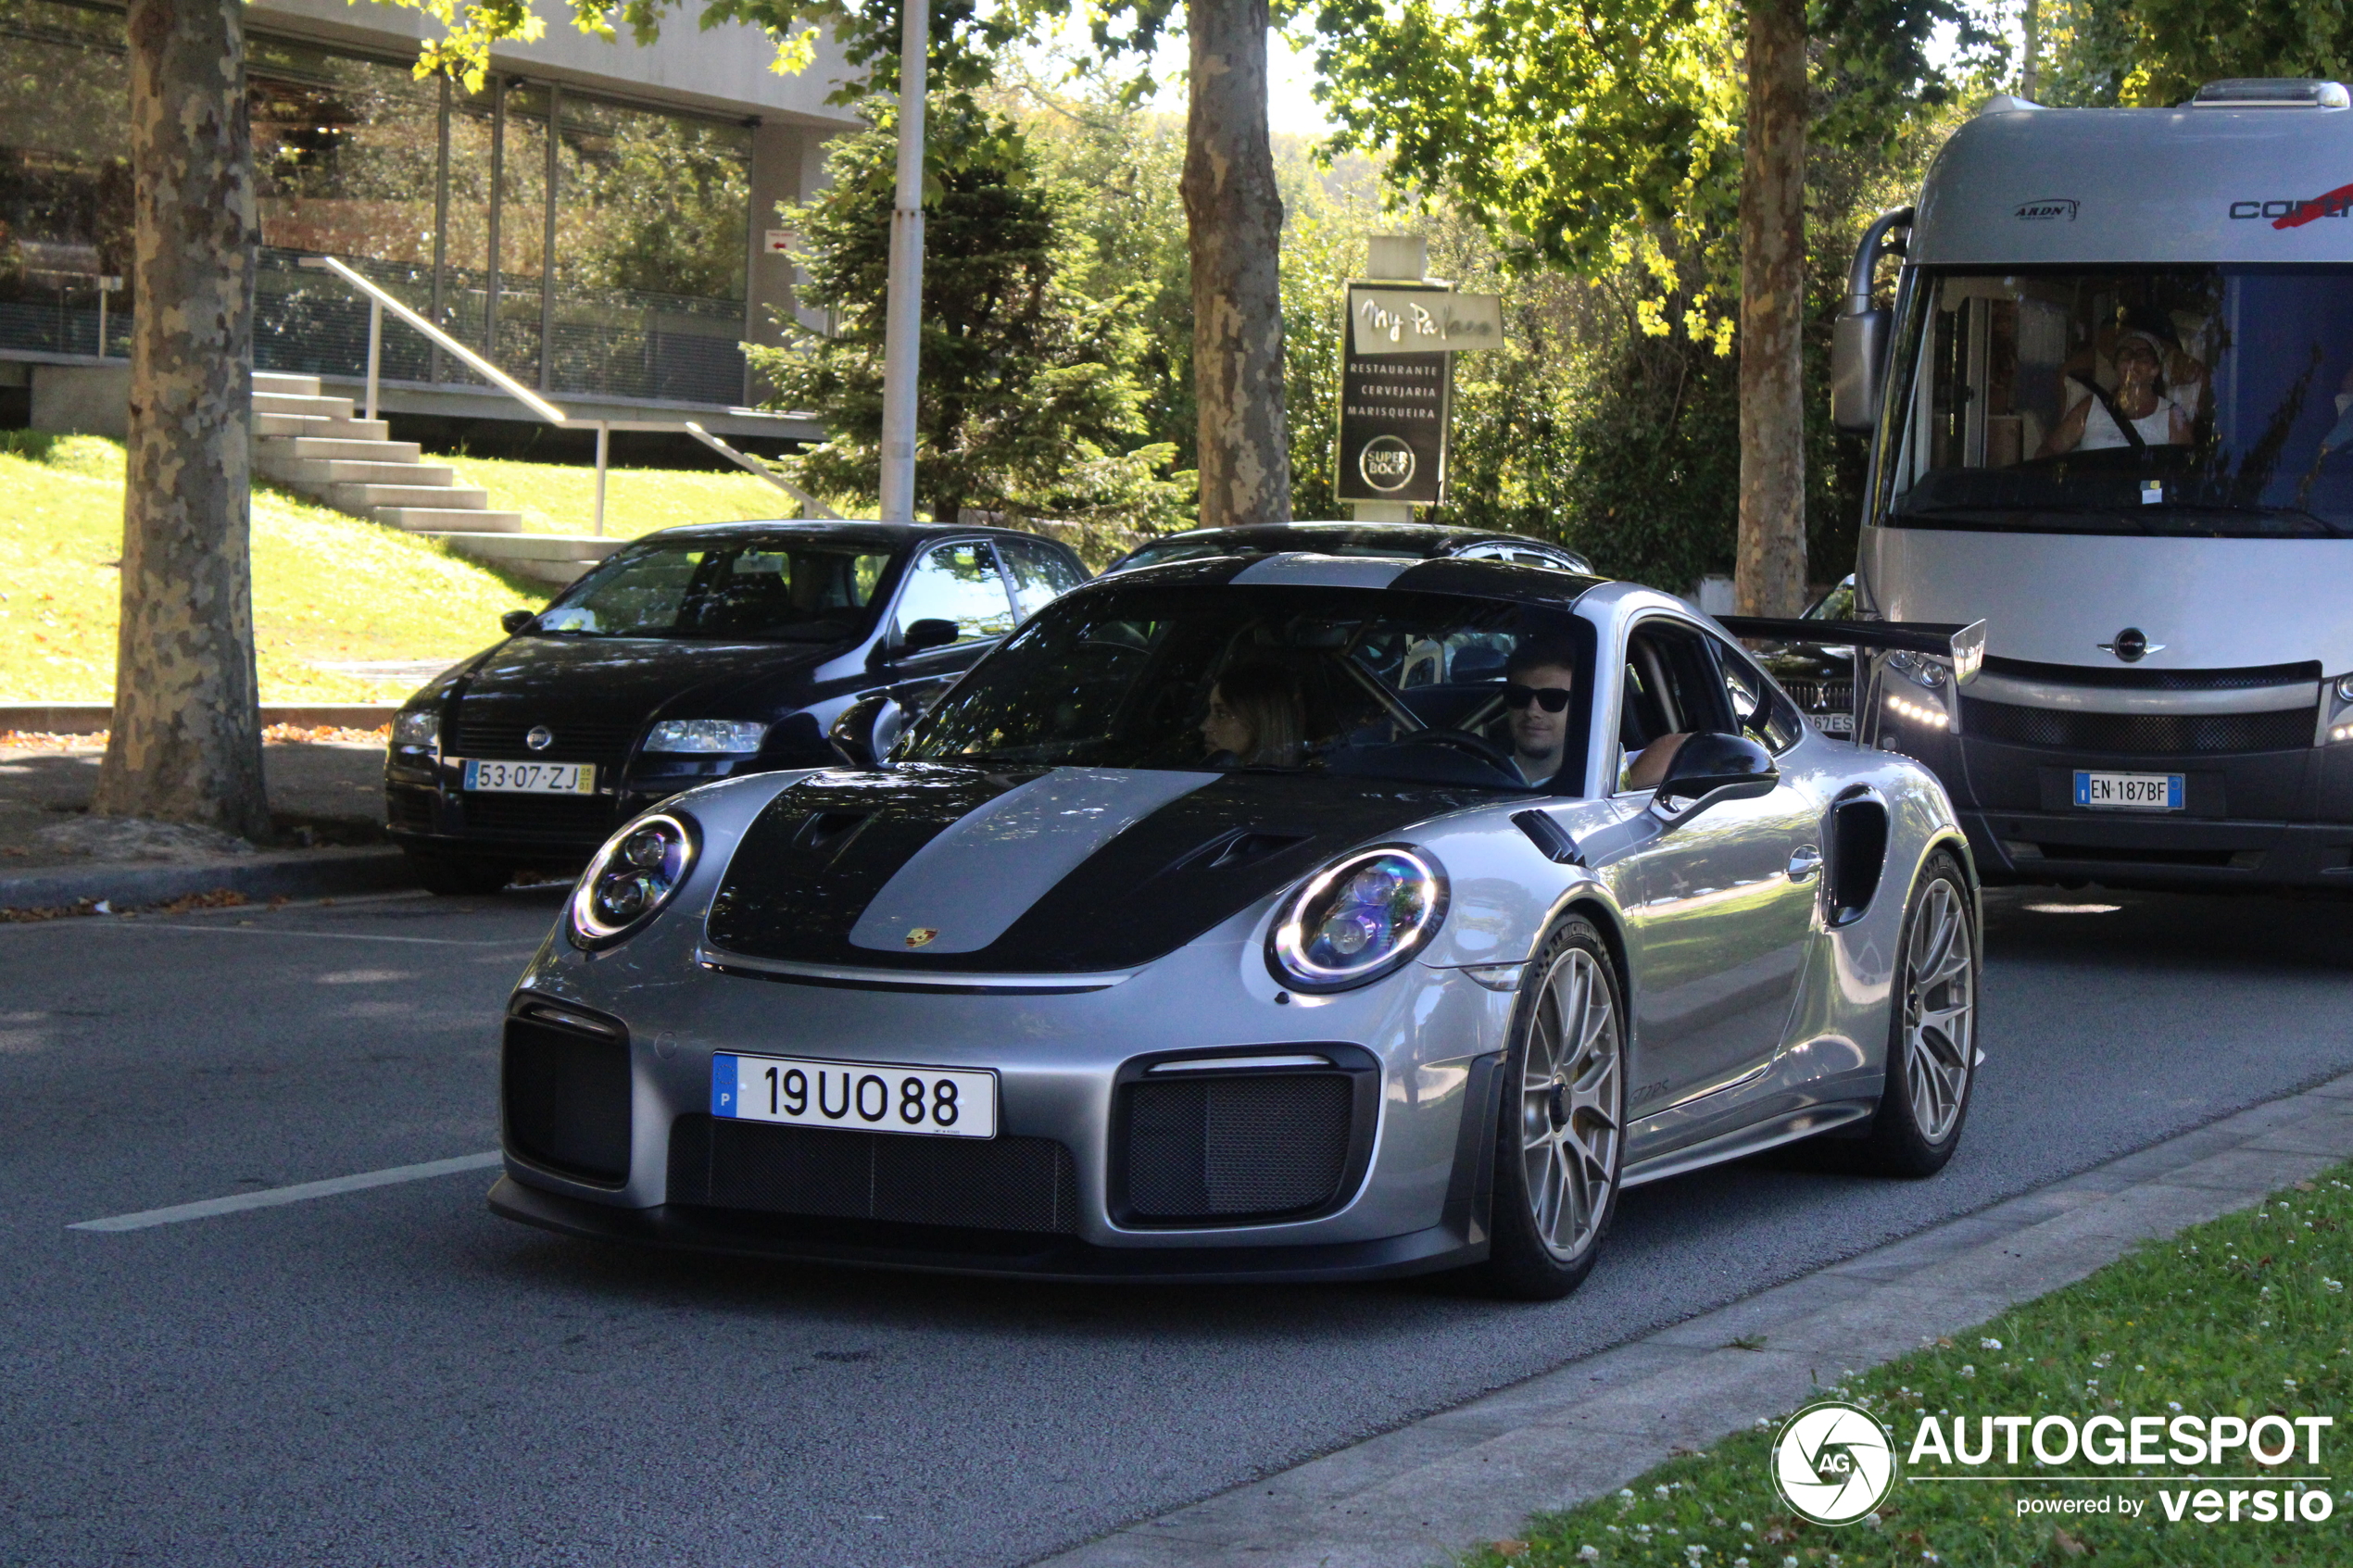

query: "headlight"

left=1884, top=650, right=1948, bottom=690
left=392, top=709, right=438, bottom=749
left=2334, top=673, right=2353, bottom=705
left=1267, top=847, right=1448, bottom=993
left=570, top=811, right=698, bottom=947
left=645, top=719, right=768, bottom=754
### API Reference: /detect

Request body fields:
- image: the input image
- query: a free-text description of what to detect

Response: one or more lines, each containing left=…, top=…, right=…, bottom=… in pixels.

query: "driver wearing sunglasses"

left=1502, top=638, right=1579, bottom=786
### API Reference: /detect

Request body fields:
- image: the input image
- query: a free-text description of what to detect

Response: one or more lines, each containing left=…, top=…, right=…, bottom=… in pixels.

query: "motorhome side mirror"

left=1831, top=307, right=1891, bottom=434
left=500, top=608, right=536, bottom=634
left=900, top=617, right=960, bottom=653
left=1651, top=732, right=1780, bottom=823
left=828, top=694, right=905, bottom=769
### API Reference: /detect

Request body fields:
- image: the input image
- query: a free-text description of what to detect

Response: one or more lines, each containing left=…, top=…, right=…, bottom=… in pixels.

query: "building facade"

left=0, top=0, right=856, bottom=440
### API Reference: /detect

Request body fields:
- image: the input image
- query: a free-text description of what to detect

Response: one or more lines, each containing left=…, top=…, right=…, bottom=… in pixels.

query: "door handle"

left=1787, top=846, right=1823, bottom=881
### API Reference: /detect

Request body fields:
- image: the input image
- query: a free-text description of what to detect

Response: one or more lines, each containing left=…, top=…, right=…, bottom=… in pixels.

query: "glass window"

left=1617, top=621, right=1735, bottom=788
left=0, top=0, right=132, bottom=356
left=536, top=543, right=888, bottom=640
left=900, top=583, right=1591, bottom=792
left=997, top=538, right=1085, bottom=620
left=1710, top=637, right=1805, bottom=754
left=1885, top=266, right=2353, bottom=538
left=895, top=543, right=1015, bottom=644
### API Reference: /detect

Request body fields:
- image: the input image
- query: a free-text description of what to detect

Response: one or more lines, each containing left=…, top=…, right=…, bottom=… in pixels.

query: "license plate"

left=460, top=759, right=596, bottom=794
left=1806, top=711, right=1855, bottom=734
left=711, top=1052, right=997, bottom=1139
left=2074, top=770, right=2183, bottom=810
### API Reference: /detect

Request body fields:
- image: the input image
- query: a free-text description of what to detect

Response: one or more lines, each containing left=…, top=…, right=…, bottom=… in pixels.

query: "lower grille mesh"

left=1124, top=1073, right=1354, bottom=1220
left=1962, top=697, right=2313, bottom=755
left=669, top=1115, right=1079, bottom=1234
left=503, top=1018, right=632, bottom=1185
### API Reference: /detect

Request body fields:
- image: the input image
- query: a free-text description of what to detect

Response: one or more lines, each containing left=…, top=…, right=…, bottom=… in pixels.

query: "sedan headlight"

left=1267, top=847, right=1448, bottom=993
left=645, top=719, right=768, bottom=754
left=391, top=709, right=438, bottom=749
left=570, top=811, right=698, bottom=947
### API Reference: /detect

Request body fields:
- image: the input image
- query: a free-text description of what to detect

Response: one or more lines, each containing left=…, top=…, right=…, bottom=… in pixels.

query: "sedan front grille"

left=450, top=706, right=638, bottom=766
left=1779, top=679, right=1854, bottom=714
left=668, top=1115, right=1080, bottom=1234
left=1960, top=697, right=2315, bottom=756
left=1121, top=1072, right=1356, bottom=1222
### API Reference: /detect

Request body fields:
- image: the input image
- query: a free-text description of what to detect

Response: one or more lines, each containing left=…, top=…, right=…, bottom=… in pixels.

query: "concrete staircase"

left=249, top=371, right=623, bottom=585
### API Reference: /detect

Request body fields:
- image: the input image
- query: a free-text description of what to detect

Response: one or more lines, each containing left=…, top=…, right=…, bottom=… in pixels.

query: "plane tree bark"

left=1182, top=0, right=1291, bottom=528
left=94, top=0, right=267, bottom=837
left=1735, top=0, right=1808, bottom=617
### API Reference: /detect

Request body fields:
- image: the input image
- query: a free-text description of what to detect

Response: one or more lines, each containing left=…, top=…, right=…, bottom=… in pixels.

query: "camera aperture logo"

left=1772, top=1401, right=1898, bottom=1524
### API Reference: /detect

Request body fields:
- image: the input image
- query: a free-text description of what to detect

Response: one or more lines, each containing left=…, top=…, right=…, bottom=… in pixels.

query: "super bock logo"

left=1771, top=1401, right=1898, bottom=1524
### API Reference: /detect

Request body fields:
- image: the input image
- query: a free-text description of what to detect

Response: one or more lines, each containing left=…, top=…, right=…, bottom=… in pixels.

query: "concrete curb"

left=0, top=847, right=416, bottom=912
left=1033, top=1072, right=2353, bottom=1568
left=0, top=704, right=401, bottom=735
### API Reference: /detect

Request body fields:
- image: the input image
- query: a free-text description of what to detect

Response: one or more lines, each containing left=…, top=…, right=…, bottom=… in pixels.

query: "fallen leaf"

left=2052, top=1524, right=2088, bottom=1556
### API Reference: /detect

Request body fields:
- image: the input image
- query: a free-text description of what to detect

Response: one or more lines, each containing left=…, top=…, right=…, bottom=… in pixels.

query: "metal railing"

left=296, top=255, right=837, bottom=529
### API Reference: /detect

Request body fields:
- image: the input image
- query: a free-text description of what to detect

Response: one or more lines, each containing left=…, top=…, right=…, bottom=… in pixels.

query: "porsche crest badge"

left=905, top=927, right=939, bottom=948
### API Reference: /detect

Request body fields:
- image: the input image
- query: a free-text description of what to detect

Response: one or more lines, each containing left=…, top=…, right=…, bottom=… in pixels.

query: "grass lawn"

left=0, top=434, right=543, bottom=703
left=1472, top=1160, right=2353, bottom=1567
left=438, top=451, right=809, bottom=538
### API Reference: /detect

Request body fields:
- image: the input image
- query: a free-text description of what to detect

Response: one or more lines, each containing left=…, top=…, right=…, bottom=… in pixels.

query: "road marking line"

left=69, top=1151, right=503, bottom=1232
left=103, top=922, right=538, bottom=948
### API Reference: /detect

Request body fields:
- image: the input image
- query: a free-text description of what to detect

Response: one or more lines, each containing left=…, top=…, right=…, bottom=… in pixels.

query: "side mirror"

left=900, top=617, right=960, bottom=653
left=501, top=608, right=536, bottom=634
left=1831, top=307, right=1890, bottom=433
left=1650, top=732, right=1779, bottom=824
left=828, top=694, right=905, bottom=770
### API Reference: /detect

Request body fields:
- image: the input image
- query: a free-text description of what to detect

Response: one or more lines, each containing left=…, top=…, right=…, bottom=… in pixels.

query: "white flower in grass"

left=1734, top=1559, right=1751, bottom=1568
left=1655, top=1485, right=1673, bottom=1500
left=1578, top=1548, right=1601, bottom=1563
left=2324, top=1278, right=2346, bottom=1294
left=1783, top=1559, right=1800, bottom=1568
left=1980, top=1337, right=2002, bottom=1350
left=1686, top=1548, right=1705, bottom=1564
left=2169, top=1401, right=2183, bottom=1412
left=1959, top=1364, right=1975, bottom=1378
left=1740, top=1522, right=1755, bottom=1532
left=2284, top=1377, right=2299, bottom=1391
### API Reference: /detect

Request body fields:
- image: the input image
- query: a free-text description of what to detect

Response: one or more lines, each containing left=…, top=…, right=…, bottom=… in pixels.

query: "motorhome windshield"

left=1882, top=266, right=2353, bottom=538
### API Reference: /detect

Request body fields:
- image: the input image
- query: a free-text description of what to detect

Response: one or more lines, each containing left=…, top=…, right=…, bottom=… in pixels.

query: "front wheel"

left=1476, top=917, right=1627, bottom=1300
left=1852, top=849, right=1979, bottom=1176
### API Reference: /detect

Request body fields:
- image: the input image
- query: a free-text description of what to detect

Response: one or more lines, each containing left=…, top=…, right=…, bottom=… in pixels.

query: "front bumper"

left=487, top=1174, right=1485, bottom=1283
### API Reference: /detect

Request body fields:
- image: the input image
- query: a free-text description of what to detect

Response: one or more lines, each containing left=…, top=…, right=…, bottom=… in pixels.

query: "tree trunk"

left=94, top=0, right=268, bottom=838
left=1182, top=0, right=1290, bottom=528
left=1735, top=0, right=1808, bottom=617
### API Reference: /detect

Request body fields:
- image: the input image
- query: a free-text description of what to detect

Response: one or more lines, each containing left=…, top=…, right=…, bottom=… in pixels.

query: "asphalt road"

left=6, top=884, right=2353, bottom=1568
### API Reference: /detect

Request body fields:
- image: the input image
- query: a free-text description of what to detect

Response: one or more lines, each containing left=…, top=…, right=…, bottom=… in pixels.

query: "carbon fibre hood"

left=702, top=764, right=1498, bottom=974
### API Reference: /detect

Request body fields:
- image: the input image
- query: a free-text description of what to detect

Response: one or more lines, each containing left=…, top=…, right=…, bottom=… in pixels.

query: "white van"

left=1825, top=78, right=2353, bottom=890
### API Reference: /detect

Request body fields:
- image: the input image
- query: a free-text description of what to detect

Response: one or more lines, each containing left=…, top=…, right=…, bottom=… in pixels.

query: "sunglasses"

left=1504, top=683, right=1573, bottom=713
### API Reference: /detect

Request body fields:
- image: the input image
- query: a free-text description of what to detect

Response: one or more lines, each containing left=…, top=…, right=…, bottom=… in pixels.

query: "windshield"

left=1882, top=267, right=2353, bottom=538
left=535, top=542, right=891, bottom=640
left=897, top=583, right=1594, bottom=793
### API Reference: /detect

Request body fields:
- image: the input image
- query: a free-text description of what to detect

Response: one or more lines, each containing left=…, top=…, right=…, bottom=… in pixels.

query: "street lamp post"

left=876, top=0, right=927, bottom=522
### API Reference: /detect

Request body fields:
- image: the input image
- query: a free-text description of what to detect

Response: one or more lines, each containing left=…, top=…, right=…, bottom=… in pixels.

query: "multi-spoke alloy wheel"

left=1900, top=873, right=1974, bottom=1143
left=1852, top=850, right=1979, bottom=1177
left=1520, top=947, right=1622, bottom=1261
left=1482, top=917, right=1625, bottom=1299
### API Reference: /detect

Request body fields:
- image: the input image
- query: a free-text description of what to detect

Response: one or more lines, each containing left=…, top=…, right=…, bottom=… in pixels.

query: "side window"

left=1617, top=620, right=1738, bottom=790
left=894, top=542, right=1015, bottom=645
left=1709, top=635, right=1806, bottom=754
left=998, top=538, right=1087, bottom=621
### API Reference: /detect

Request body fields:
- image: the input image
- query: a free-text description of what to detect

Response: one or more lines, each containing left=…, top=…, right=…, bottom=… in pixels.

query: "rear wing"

left=1717, top=616, right=1986, bottom=685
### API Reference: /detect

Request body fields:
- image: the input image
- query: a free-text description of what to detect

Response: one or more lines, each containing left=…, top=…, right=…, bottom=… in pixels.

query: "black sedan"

left=1100, top=521, right=1592, bottom=577
left=384, top=520, right=1087, bottom=895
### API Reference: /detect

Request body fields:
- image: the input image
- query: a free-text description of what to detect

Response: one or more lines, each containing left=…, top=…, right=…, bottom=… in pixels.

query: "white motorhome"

left=1829, top=78, right=2353, bottom=890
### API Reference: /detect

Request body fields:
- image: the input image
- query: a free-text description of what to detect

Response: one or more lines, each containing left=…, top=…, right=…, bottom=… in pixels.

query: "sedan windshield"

left=535, top=542, right=890, bottom=640
left=1885, top=266, right=2353, bottom=538
left=898, top=583, right=1592, bottom=792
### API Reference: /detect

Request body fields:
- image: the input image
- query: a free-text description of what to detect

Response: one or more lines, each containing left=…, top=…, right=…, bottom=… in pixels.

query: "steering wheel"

left=1394, top=727, right=1523, bottom=775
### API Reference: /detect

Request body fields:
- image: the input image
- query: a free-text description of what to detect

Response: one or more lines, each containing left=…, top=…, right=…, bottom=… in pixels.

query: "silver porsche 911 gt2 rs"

left=489, top=555, right=1982, bottom=1298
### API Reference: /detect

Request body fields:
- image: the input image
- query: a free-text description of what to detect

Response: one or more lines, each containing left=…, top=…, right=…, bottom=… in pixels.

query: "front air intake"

left=502, top=1010, right=633, bottom=1185
left=1113, top=1049, right=1377, bottom=1226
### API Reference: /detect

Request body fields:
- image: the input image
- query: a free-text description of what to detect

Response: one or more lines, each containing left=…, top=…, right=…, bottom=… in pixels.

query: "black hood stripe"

left=705, top=767, right=1497, bottom=974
